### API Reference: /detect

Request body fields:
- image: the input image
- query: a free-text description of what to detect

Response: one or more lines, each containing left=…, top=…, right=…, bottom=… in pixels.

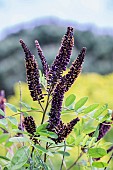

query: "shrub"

left=0, top=27, right=113, bottom=170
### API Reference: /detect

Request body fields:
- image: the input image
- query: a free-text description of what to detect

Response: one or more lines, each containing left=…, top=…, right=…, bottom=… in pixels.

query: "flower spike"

left=35, top=40, right=49, bottom=79
left=61, top=47, right=86, bottom=92
left=48, top=118, right=80, bottom=144
left=23, top=116, right=39, bottom=144
left=48, top=27, right=74, bottom=91
left=23, top=116, right=36, bottom=135
left=47, top=47, right=86, bottom=131
left=20, top=39, right=44, bottom=102
left=89, top=121, right=112, bottom=141
left=47, top=81, right=66, bottom=130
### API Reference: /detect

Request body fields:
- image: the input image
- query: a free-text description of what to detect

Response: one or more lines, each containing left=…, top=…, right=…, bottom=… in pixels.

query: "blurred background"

left=0, top=0, right=113, bottom=105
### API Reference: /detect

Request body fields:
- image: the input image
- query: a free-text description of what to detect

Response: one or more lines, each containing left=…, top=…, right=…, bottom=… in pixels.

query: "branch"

left=67, top=152, right=83, bottom=170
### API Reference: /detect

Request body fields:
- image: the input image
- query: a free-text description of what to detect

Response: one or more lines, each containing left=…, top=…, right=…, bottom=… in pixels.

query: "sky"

left=0, top=0, right=113, bottom=39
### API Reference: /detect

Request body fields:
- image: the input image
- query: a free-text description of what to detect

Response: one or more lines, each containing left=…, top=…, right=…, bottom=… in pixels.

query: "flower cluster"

left=47, top=27, right=74, bottom=91
left=35, top=40, right=49, bottom=79
left=47, top=82, right=66, bottom=130
left=23, top=116, right=39, bottom=144
left=20, top=27, right=86, bottom=143
left=89, top=121, right=112, bottom=141
left=61, top=47, right=86, bottom=92
left=51, top=118, right=80, bottom=144
left=47, top=47, right=86, bottom=137
left=97, top=121, right=111, bottom=141
left=20, top=39, right=44, bottom=102
left=23, top=116, right=36, bottom=135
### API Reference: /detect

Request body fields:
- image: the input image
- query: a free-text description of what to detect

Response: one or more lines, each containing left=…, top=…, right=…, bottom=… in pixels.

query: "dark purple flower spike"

left=61, top=47, right=86, bottom=92
left=23, top=116, right=36, bottom=135
left=89, top=121, right=112, bottom=142
left=47, top=47, right=86, bottom=130
left=47, top=27, right=74, bottom=91
left=23, top=116, right=39, bottom=144
left=20, top=39, right=44, bottom=102
left=48, top=118, right=80, bottom=144
left=47, top=82, right=66, bottom=130
left=35, top=40, right=49, bottom=79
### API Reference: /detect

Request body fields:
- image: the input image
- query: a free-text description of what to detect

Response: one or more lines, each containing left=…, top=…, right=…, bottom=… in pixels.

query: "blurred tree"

left=0, top=25, right=113, bottom=96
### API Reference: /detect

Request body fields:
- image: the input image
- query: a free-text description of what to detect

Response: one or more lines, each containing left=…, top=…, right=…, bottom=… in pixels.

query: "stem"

left=104, top=151, right=113, bottom=170
left=38, top=99, right=45, bottom=113
left=44, top=142, right=48, bottom=163
left=67, top=152, right=83, bottom=170
left=31, top=146, right=35, bottom=158
left=41, top=92, right=51, bottom=124
left=49, top=144, right=74, bottom=149
left=41, top=82, right=53, bottom=124
left=19, top=81, right=24, bottom=132
left=60, top=141, right=66, bottom=170
left=107, top=145, right=113, bottom=153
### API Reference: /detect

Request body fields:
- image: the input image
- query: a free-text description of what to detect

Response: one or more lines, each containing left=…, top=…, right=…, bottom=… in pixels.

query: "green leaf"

left=58, top=151, right=70, bottom=157
left=74, top=134, right=85, bottom=146
left=0, top=118, right=7, bottom=126
left=35, top=144, right=48, bottom=153
left=92, top=125, right=99, bottom=138
left=0, top=129, right=3, bottom=135
left=23, top=112, right=29, bottom=117
left=83, top=103, right=99, bottom=114
left=82, top=135, right=89, bottom=146
left=61, top=109, right=74, bottom=115
left=5, top=103, right=17, bottom=113
left=19, top=102, right=31, bottom=110
left=100, top=113, right=110, bottom=123
left=12, top=129, right=28, bottom=134
left=8, top=116, right=18, bottom=126
left=9, top=137, right=29, bottom=143
left=0, top=109, right=5, bottom=116
left=0, top=155, right=11, bottom=161
left=88, top=137, right=96, bottom=148
left=83, top=127, right=95, bottom=134
left=0, top=120, right=8, bottom=132
left=65, top=94, right=76, bottom=107
left=5, top=141, right=13, bottom=148
left=35, top=144, right=53, bottom=156
left=88, top=148, right=107, bottom=158
left=35, top=136, right=55, bottom=144
left=93, top=104, right=108, bottom=118
left=36, top=123, right=49, bottom=132
left=92, top=162, right=108, bottom=168
left=66, top=135, right=75, bottom=145
left=0, top=134, right=9, bottom=144
left=11, top=146, right=30, bottom=170
left=38, top=130, right=58, bottom=139
left=74, top=97, right=88, bottom=111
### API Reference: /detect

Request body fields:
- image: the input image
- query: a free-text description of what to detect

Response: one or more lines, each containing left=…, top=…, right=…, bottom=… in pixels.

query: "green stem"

left=49, top=144, right=74, bottom=149
left=60, top=141, right=66, bottom=170
left=41, top=92, right=51, bottom=124
left=67, top=152, right=83, bottom=170
left=44, top=142, right=49, bottom=162
left=38, top=99, right=45, bottom=113
left=104, top=151, right=113, bottom=170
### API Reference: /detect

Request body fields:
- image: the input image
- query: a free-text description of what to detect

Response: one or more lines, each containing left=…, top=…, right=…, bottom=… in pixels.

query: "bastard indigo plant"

left=1, top=27, right=113, bottom=170
left=20, top=27, right=86, bottom=144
